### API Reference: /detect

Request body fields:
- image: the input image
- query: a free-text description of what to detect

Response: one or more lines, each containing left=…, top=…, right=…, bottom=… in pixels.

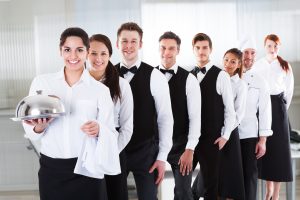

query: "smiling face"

left=224, top=52, right=241, bottom=76
left=117, top=30, right=142, bottom=66
left=60, top=36, right=88, bottom=72
left=88, top=40, right=110, bottom=75
left=242, top=48, right=256, bottom=70
left=159, top=38, right=179, bottom=69
left=193, top=40, right=212, bottom=67
left=264, top=39, right=280, bottom=59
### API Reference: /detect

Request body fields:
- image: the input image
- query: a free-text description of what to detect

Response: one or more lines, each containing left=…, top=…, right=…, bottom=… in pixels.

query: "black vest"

left=167, top=67, right=190, bottom=156
left=116, top=62, right=158, bottom=152
left=192, top=65, right=224, bottom=140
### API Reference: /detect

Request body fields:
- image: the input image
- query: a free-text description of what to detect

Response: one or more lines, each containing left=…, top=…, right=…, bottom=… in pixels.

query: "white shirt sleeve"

left=216, top=71, right=236, bottom=140
left=75, top=85, right=121, bottom=178
left=185, top=74, right=201, bottom=150
left=117, top=78, right=134, bottom=152
left=22, top=76, right=46, bottom=140
left=285, top=64, right=294, bottom=109
left=233, top=80, right=248, bottom=128
left=150, top=68, right=174, bottom=162
left=258, top=76, right=273, bottom=137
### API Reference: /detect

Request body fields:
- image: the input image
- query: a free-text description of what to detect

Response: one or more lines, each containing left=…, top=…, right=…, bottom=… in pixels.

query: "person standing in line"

left=219, top=48, right=247, bottom=200
left=88, top=34, right=133, bottom=200
left=157, top=31, right=201, bottom=200
left=23, top=27, right=120, bottom=200
left=115, top=22, right=173, bottom=200
left=254, top=34, right=294, bottom=200
left=238, top=37, right=273, bottom=200
left=190, top=33, right=236, bottom=200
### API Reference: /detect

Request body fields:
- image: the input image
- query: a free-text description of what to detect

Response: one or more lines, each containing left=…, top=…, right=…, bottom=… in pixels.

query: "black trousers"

left=105, top=150, right=128, bottom=200
left=126, top=141, right=158, bottom=200
left=168, top=152, right=193, bottom=200
left=240, top=138, right=258, bottom=200
left=192, top=138, right=221, bottom=200
left=39, top=154, right=106, bottom=200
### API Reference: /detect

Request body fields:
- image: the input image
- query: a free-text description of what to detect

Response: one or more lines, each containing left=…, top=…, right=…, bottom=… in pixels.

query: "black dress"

left=258, top=93, right=293, bottom=182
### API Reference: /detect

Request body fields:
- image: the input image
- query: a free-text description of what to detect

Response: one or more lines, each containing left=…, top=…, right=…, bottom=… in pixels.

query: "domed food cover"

left=11, top=90, right=65, bottom=121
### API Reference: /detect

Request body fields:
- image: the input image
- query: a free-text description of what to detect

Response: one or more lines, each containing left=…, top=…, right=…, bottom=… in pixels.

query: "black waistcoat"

left=167, top=67, right=190, bottom=156
left=116, top=62, right=158, bottom=152
left=192, top=65, right=224, bottom=140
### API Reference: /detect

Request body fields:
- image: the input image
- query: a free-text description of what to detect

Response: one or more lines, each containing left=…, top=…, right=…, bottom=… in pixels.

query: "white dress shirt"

left=238, top=68, right=273, bottom=139
left=195, top=61, right=236, bottom=140
left=120, top=59, right=173, bottom=162
left=230, top=74, right=248, bottom=129
left=158, top=64, right=201, bottom=150
left=23, top=68, right=120, bottom=178
left=108, top=77, right=133, bottom=153
left=253, top=57, right=294, bottom=108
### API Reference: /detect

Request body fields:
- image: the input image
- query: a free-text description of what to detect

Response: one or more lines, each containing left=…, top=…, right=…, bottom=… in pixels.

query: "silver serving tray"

left=11, top=113, right=64, bottom=121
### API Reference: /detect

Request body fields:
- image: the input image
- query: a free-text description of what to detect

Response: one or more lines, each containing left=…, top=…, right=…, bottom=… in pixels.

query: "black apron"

left=39, top=154, right=106, bottom=200
left=218, top=128, right=245, bottom=199
left=258, top=93, right=293, bottom=182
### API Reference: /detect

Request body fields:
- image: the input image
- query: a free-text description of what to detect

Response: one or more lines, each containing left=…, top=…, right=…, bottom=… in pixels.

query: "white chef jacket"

left=23, top=68, right=120, bottom=178
left=253, top=57, right=294, bottom=109
left=238, top=68, right=273, bottom=139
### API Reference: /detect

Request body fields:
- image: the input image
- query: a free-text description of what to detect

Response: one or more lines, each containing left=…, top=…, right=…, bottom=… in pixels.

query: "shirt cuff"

left=156, top=152, right=168, bottom=162
left=222, top=131, right=231, bottom=140
left=24, top=126, right=45, bottom=141
left=185, top=140, right=198, bottom=150
left=259, top=129, right=273, bottom=137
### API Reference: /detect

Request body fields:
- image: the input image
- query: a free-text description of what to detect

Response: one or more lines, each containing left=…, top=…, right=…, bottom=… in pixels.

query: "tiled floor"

left=0, top=178, right=299, bottom=200
left=0, top=191, right=39, bottom=200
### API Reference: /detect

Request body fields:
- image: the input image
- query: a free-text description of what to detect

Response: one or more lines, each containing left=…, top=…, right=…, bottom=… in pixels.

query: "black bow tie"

left=120, top=66, right=138, bottom=76
left=194, top=67, right=206, bottom=74
left=160, top=68, right=175, bottom=75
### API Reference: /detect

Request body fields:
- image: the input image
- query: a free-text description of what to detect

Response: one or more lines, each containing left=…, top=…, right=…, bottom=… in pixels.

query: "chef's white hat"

left=239, top=35, right=257, bottom=51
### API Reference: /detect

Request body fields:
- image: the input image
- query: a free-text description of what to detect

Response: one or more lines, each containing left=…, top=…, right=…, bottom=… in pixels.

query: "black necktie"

left=160, top=68, right=175, bottom=75
left=120, top=66, right=138, bottom=76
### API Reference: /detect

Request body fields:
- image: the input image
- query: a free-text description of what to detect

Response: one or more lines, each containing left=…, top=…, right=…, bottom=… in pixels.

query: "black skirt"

left=218, top=128, right=245, bottom=200
left=258, top=93, right=293, bottom=182
left=39, top=154, right=106, bottom=200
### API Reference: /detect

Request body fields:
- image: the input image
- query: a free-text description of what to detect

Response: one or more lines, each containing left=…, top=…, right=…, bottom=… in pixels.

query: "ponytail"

left=277, top=55, right=289, bottom=72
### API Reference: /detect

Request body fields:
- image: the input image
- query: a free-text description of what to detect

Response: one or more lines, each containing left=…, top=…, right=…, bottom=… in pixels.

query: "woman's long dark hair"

left=89, top=34, right=121, bottom=102
left=264, top=34, right=289, bottom=72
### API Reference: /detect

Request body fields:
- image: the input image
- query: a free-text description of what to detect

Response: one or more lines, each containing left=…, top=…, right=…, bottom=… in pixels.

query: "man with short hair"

left=190, top=33, right=236, bottom=200
left=239, top=37, right=272, bottom=200
left=157, top=31, right=201, bottom=199
left=115, top=22, right=173, bottom=200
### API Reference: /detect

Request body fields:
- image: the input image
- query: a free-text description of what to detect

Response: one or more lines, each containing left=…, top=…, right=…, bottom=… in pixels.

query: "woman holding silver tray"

left=21, top=27, right=120, bottom=200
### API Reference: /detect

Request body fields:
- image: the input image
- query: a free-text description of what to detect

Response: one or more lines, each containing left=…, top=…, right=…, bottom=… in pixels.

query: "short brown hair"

left=159, top=31, right=181, bottom=48
left=192, top=33, right=212, bottom=49
left=117, top=22, right=143, bottom=41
